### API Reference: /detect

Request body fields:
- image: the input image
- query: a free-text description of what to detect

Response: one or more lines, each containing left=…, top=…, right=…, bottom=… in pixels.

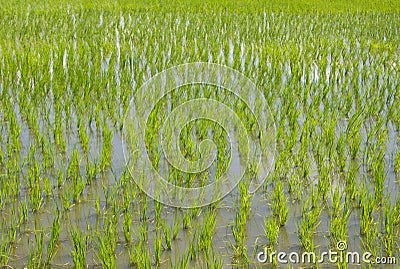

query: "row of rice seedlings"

left=28, top=228, right=45, bottom=269
left=329, top=187, right=350, bottom=247
left=71, top=224, right=87, bottom=269
left=231, top=182, right=251, bottom=264
left=268, top=181, right=289, bottom=226
left=296, top=190, right=321, bottom=252
left=45, top=208, right=61, bottom=265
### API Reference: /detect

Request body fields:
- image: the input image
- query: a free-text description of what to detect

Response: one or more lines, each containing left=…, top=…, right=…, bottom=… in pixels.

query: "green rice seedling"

left=297, top=198, right=321, bottom=252
left=187, top=231, right=199, bottom=261
left=329, top=187, right=350, bottom=246
left=317, top=162, right=331, bottom=203
left=382, top=198, right=397, bottom=256
left=345, top=161, right=358, bottom=202
left=78, top=119, right=89, bottom=156
left=138, top=221, right=149, bottom=244
left=99, top=124, right=113, bottom=171
left=360, top=221, right=379, bottom=258
left=62, top=183, right=73, bottom=211
left=154, top=200, right=162, bottom=228
left=85, top=160, right=98, bottom=186
left=123, top=211, right=132, bottom=244
left=28, top=229, right=45, bottom=269
left=171, top=250, right=190, bottom=269
left=239, top=180, right=252, bottom=218
left=371, top=149, right=385, bottom=203
left=394, top=149, right=400, bottom=173
left=173, top=209, right=179, bottom=240
left=67, top=148, right=81, bottom=180
left=71, top=225, right=87, bottom=269
left=199, top=208, right=217, bottom=253
left=18, top=196, right=29, bottom=225
left=130, top=241, right=152, bottom=269
left=72, top=174, right=86, bottom=203
left=46, top=209, right=61, bottom=265
left=56, top=169, right=63, bottom=189
left=30, top=181, right=43, bottom=213
left=8, top=207, right=17, bottom=244
left=95, top=193, right=101, bottom=216
left=162, top=221, right=172, bottom=251
left=288, top=172, right=303, bottom=201
left=154, top=232, right=162, bottom=267
left=0, top=233, right=11, bottom=266
left=269, top=181, right=289, bottom=226
left=140, top=195, right=148, bottom=222
left=43, top=176, right=52, bottom=197
left=263, top=217, right=279, bottom=247
left=359, top=193, right=375, bottom=236
left=231, top=209, right=249, bottom=264
left=183, top=209, right=192, bottom=230
left=204, top=249, right=223, bottom=269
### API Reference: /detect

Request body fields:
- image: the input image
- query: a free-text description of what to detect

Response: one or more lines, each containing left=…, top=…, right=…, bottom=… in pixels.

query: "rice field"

left=0, top=0, right=400, bottom=268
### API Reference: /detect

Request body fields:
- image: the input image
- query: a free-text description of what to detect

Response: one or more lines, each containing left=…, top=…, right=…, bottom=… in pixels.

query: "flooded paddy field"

left=0, top=1, right=400, bottom=268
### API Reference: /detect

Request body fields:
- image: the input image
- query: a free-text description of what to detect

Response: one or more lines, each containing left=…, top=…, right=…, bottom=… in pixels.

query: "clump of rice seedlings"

left=95, top=193, right=101, bottom=216
left=288, top=172, right=303, bottom=201
left=394, top=149, right=400, bottom=173
left=316, top=162, right=331, bottom=203
left=182, top=209, right=192, bottom=230
left=123, top=211, right=132, bottom=244
left=56, top=169, right=63, bottom=189
left=371, top=149, right=385, bottom=203
left=345, top=161, right=358, bottom=203
left=154, top=200, right=163, bottom=227
left=43, top=176, right=52, bottom=197
left=199, top=208, right=217, bottom=253
left=171, top=250, right=190, bottom=269
left=78, top=119, right=90, bottom=156
left=0, top=233, right=11, bottom=266
left=187, top=231, right=199, bottom=261
left=138, top=221, right=149, bottom=244
left=30, top=180, right=43, bottom=213
left=140, top=195, right=148, bottom=222
left=162, top=221, right=172, bottom=251
left=18, top=197, right=29, bottom=225
left=263, top=216, right=279, bottom=247
left=239, top=180, right=252, bottom=218
left=85, top=160, right=98, bottom=186
left=269, top=181, right=289, bottom=226
left=28, top=229, right=45, bottom=269
left=173, top=209, right=179, bottom=240
left=99, top=124, right=113, bottom=171
left=71, top=225, right=87, bottom=269
left=204, top=249, right=223, bottom=269
left=382, top=198, right=397, bottom=256
left=72, top=174, right=86, bottom=203
left=231, top=207, right=249, bottom=264
left=130, top=241, right=152, bottom=268
left=9, top=207, right=18, bottom=244
left=46, top=209, right=61, bottom=265
left=359, top=192, right=375, bottom=236
left=67, top=148, right=81, bottom=180
left=329, top=187, right=350, bottom=246
left=154, top=231, right=163, bottom=267
left=297, top=196, right=321, bottom=252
